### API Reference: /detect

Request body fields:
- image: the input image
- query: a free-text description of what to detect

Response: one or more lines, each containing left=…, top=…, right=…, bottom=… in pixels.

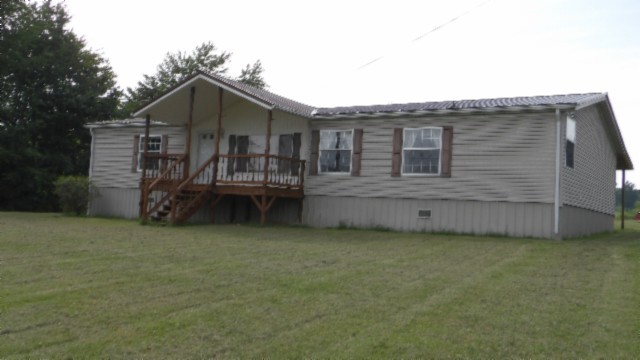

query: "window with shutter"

left=136, top=135, right=163, bottom=172
left=319, top=130, right=353, bottom=173
left=403, top=127, right=442, bottom=175
left=392, top=126, right=452, bottom=177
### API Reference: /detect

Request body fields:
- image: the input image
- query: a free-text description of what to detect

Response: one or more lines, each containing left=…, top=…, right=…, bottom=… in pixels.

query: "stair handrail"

left=147, top=154, right=187, bottom=191
left=177, top=155, right=217, bottom=192
left=145, top=190, right=174, bottom=218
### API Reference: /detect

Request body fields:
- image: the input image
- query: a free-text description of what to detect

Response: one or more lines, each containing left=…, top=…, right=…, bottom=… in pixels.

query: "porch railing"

left=218, top=154, right=305, bottom=188
left=140, top=153, right=305, bottom=222
left=144, top=153, right=306, bottom=188
left=143, top=153, right=187, bottom=183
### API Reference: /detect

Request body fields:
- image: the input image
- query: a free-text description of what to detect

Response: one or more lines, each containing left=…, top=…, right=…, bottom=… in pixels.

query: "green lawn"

left=1, top=212, right=639, bottom=358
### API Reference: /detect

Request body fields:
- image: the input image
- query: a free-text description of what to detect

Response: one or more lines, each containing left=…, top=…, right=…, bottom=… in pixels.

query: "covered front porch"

left=134, top=72, right=309, bottom=225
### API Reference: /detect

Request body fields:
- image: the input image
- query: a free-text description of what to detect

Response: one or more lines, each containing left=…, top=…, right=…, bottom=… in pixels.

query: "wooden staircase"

left=141, top=153, right=306, bottom=225
left=150, top=189, right=211, bottom=223
left=142, top=154, right=216, bottom=225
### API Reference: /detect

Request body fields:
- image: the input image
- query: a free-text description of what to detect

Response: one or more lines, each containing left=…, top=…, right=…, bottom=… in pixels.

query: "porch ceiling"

left=132, top=75, right=271, bottom=126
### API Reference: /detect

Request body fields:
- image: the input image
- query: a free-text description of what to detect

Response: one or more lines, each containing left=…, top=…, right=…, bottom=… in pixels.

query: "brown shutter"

left=441, top=126, right=453, bottom=178
left=236, top=136, right=249, bottom=172
left=227, top=135, right=236, bottom=175
left=310, top=130, right=319, bottom=175
left=228, top=135, right=237, bottom=155
left=132, top=135, right=140, bottom=172
left=161, top=135, right=168, bottom=154
left=351, top=129, right=363, bottom=176
left=291, top=133, right=302, bottom=175
left=160, top=135, right=169, bottom=172
left=391, top=128, right=403, bottom=177
left=277, top=134, right=293, bottom=174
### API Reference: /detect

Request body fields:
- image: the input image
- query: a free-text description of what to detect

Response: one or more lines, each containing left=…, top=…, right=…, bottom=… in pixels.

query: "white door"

left=196, top=132, right=214, bottom=183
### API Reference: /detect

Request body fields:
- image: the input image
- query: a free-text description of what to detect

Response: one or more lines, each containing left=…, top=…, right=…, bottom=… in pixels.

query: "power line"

left=357, top=0, right=493, bottom=70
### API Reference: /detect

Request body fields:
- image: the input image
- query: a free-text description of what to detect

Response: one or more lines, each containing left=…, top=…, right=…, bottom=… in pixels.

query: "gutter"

left=88, top=127, right=95, bottom=180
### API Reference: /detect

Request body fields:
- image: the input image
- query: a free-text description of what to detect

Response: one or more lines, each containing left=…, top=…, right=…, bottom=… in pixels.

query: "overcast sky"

left=61, top=0, right=639, bottom=185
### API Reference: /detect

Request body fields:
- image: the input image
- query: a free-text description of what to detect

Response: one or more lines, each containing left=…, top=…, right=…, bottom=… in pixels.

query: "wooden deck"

left=140, top=153, right=305, bottom=224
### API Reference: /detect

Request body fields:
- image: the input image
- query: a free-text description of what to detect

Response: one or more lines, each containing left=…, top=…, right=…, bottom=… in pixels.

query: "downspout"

left=88, top=128, right=95, bottom=180
left=621, top=169, right=625, bottom=230
left=87, top=127, right=96, bottom=216
left=554, top=108, right=561, bottom=239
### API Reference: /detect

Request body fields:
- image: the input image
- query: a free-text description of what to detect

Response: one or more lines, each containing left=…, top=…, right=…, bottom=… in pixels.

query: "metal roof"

left=314, top=93, right=608, bottom=117
left=85, top=118, right=171, bottom=128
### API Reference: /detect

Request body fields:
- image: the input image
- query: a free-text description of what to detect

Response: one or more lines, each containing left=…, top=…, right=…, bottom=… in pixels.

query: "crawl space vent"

left=418, top=209, right=432, bottom=219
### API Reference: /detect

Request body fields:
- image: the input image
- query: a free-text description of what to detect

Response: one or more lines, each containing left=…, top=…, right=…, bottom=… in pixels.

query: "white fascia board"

left=133, top=74, right=274, bottom=117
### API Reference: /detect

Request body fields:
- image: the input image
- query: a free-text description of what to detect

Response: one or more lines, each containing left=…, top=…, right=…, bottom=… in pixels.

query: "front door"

left=196, top=132, right=214, bottom=183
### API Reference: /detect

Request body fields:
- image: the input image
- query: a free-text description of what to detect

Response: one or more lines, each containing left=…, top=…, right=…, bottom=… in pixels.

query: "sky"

left=60, top=0, right=639, bottom=185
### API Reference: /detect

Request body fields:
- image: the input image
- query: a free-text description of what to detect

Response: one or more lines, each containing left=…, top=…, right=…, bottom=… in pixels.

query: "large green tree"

left=121, top=42, right=267, bottom=116
left=0, top=0, right=120, bottom=211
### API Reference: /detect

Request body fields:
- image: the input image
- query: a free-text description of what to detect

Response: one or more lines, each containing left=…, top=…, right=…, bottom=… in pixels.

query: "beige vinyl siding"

left=561, top=105, right=616, bottom=215
left=307, top=112, right=557, bottom=203
left=90, top=126, right=186, bottom=188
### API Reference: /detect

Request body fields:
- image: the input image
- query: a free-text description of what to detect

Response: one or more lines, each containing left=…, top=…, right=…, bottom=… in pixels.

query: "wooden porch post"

left=621, top=169, right=626, bottom=230
left=184, top=86, right=196, bottom=180
left=214, top=87, right=223, bottom=174
left=258, top=110, right=273, bottom=225
left=139, top=114, right=151, bottom=220
left=263, top=110, right=273, bottom=186
left=210, top=87, right=223, bottom=223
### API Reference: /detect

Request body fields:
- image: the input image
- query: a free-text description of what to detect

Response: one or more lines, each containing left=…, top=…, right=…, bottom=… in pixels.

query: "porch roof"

left=132, top=70, right=315, bottom=122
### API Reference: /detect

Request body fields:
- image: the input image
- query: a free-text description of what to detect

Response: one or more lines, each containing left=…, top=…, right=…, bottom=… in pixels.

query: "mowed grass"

left=1, top=213, right=639, bottom=358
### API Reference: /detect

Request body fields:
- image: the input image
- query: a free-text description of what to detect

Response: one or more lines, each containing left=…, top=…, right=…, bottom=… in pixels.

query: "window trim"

left=401, top=127, right=442, bottom=176
left=318, top=129, right=354, bottom=175
left=137, top=134, right=163, bottom=172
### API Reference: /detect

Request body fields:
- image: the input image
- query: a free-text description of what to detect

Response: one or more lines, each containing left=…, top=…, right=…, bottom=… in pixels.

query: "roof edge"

left=132, top=72, right=274, bottom=118
left=85, top=118, right=173, bottom=129
left=311, top=104, right=574, bottom=119
left=597, top=94, right=633, bottom=170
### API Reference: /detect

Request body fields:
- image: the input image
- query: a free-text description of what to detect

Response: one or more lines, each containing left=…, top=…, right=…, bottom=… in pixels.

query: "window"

left=402, top=127, right=442, bottom=175
left=566, top=116, right=576, bottom=168
left=319, top=130, right=353, bottom=173
left=138, top=135, right=162, bottom=171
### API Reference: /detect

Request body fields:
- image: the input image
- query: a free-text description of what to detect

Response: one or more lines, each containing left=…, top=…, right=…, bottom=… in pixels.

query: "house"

left=87, top=70, right=633, bottom=239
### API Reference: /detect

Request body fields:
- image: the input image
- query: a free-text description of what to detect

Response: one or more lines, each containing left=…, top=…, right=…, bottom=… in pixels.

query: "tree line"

left=616, top=181, right=639, bottom=211
left=0, top=0, right=266, bottom=211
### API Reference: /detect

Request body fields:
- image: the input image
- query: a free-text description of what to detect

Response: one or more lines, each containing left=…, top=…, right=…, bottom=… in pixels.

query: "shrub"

left=54, top=176, right=97, bottom=215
